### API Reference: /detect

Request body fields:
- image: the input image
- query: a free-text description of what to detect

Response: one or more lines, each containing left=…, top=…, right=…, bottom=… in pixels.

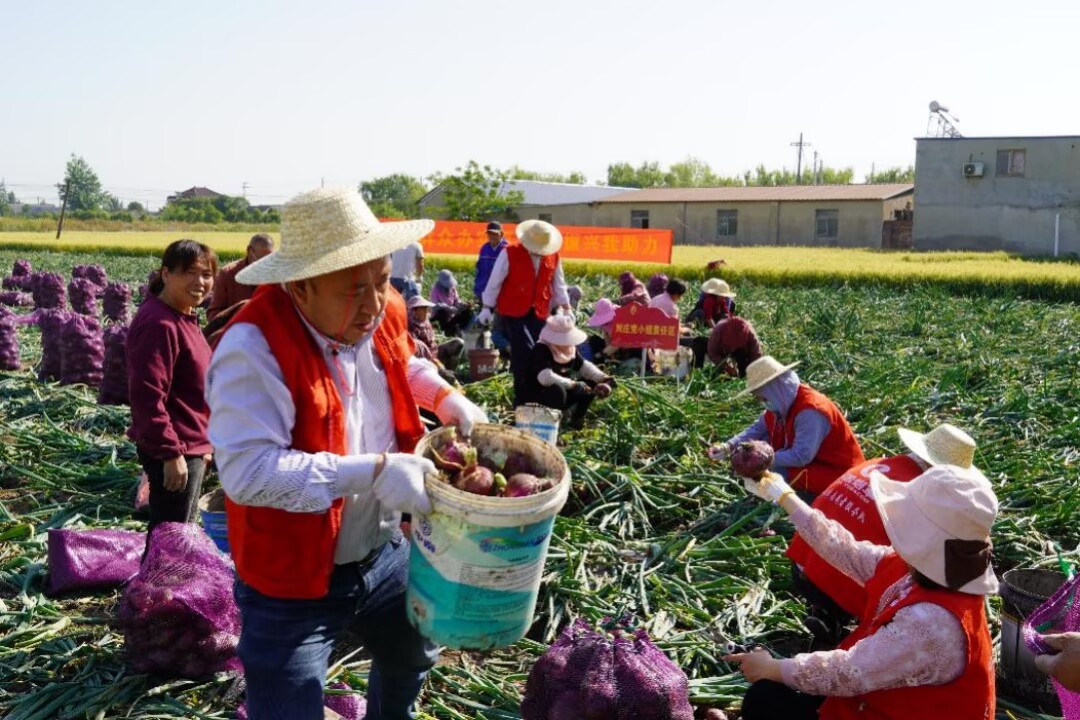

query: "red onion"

left=0, top=312, right=19, bottom=370
left=98, top=324, right=129, bottom=405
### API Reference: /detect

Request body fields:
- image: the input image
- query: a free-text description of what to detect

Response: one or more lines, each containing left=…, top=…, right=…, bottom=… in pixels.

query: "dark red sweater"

left=126, top=295, right=213, bottom=460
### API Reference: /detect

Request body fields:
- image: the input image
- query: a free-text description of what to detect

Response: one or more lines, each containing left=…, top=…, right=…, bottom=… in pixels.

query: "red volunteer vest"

left=820, top=554, right=995, bottom=720
left=786, top=455, right=924, bottom=615
left=764, top=384, right=865, bottom=495
left=495, top=244, right=558, bottom=320
left=222, top=284, right=425, bottom=599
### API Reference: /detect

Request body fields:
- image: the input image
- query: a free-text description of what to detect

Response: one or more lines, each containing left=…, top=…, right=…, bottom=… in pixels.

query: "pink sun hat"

left=587, top=298, right=617, bottom=327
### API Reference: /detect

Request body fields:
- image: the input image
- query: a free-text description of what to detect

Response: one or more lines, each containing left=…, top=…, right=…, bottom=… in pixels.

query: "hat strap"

left=943, top=538, right=992, bottom=590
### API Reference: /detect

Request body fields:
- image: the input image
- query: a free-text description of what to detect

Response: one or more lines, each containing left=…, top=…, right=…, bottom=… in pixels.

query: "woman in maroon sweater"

left=127, top=240, right=216, bottom=536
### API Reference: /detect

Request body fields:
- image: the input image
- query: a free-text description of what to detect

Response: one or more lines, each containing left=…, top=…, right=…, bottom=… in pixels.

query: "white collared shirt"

left=481, top=250, right=570, bottom=310
left=206, top=302, right=449, bottom=564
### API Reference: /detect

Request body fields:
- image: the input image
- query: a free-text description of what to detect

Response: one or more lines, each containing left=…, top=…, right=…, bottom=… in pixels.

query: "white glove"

left=476, top=307, right=494, bottom=326
left=707, top=442, right=733, bottom=462
left=436, top=392, right=489, bottom=438
left=743, top=471, right=793, bottom=504
left=374, top=454, right=435, bottom=515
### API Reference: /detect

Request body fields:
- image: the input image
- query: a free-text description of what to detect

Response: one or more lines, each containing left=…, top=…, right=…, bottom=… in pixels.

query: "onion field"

left=1, top=248, right=1078, bottom=719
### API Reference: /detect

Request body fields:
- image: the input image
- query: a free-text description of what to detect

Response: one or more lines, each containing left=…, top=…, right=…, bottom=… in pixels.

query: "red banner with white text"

left=609, top=303, right=680, bottom=351
left=400, top=220, right=672, bottom=264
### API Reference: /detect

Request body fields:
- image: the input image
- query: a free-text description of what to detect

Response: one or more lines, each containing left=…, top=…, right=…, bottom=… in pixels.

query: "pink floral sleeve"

left=788, top=505, right=890, bottom=586
left=778, top=600, right=967, bottom=696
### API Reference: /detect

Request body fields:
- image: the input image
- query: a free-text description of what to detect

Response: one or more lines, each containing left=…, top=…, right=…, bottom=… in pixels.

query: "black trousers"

left=792, top=565, right=855, bottom=647
left=533, top=383, right=596, bottom=425
left=680, top=336, right=709, bottom=369
left=502, top=310, right=546, bottom=406
left=741, top=680, right=824, bottom=720
left=137, top=448, right=208, bottom=538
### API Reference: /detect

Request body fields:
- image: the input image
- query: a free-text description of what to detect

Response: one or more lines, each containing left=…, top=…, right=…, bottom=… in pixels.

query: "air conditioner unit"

left=963, top=162, right=984, bottom=178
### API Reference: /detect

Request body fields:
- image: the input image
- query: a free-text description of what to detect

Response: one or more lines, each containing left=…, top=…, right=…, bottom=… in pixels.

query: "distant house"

left=520, top=184, right=915, bottom=248
left=913, top=135, right=1080, bottom=255
left=166, top=186, right=226, bottom=204
left=417, top=180, right=633, bottom=221
left=11, top=202, right=61, bottom=216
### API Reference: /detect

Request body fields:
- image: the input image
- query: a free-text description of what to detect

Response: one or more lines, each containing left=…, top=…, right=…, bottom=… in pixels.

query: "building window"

left=716, top=210, right=737, bottom=238
left=538, top=213, right=553, bottom=223
left=816, top=209, right=839, bottom=239
left=996, top=149, right=1026, bottom=177
left=630, top=210, right=650, bottom=229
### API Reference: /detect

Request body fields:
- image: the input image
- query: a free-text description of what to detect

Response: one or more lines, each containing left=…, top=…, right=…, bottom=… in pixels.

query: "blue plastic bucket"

left=407, top=425, right=570, bottom=650
left=514, top=404, right=561, bottom=446
left=198, top=489, right=230, bottom=554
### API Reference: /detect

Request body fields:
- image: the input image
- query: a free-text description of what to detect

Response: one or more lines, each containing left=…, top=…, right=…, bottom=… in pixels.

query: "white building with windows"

left=913, top=136, right=1080, bottom=255
left=514, top=184, right=914, bottom=248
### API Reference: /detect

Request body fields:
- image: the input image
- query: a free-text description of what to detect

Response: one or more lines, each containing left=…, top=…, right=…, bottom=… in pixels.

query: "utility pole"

left=812, top=151, right=819, bottom=185
left=791, top=132, right=812, bottom=184
left=242, top=181, right=249, bottom=198
left=56, top=183, right=70, bottom=240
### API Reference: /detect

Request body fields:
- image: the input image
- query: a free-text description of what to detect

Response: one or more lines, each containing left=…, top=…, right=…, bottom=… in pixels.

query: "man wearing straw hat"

left=725, top=464, right=998, bottom=719
left=477, top=220, right=571, bottom=406
left=786, top=423, right=984, bottom=645
left=206, top=187, right=488, bottom=720
left=709, top=356, right=864, bottom=496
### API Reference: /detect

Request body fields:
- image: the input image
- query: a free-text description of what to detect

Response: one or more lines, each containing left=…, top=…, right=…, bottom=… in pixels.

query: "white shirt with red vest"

left=207, top=306, right=452, bottom=565
left=480, top=249, right=570, bottom=310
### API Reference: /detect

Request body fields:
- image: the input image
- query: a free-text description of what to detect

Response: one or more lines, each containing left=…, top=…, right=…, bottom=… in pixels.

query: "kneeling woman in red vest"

left=725, top=464, right=998, bottom=720
left=711, top=356, right=865, bottom=496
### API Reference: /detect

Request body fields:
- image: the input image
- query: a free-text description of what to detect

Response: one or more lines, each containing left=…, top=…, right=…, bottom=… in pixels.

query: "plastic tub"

left=999, top=568, right=1066, bottom=714
left=514, top=403, right=561, bottom=446
left=198, top=488, right=230, bottom=554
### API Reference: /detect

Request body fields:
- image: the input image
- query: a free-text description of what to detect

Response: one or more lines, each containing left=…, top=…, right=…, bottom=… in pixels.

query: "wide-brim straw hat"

left=872, top=465, right=999, bottom=595
left=539, top=314, right=587, bottom=346
left=587, top=298, right=617, bottom=327
left=516, top=220, right=563, bottom=256
left=236, top=187, right=434, bottom=285
left=702, top=278, right=736, bottom=298
left=898, top=423, right=985, bottom=482
left=406, top=295, right=435, bottom=310
left=735, top=355, right=800, bottom=397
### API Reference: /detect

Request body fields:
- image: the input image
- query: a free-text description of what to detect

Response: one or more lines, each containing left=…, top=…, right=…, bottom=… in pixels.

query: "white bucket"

left=653, top=347, right=694, bottom=380
left=514, top=403, right=562, bottom=445
left=407, top=425, right=570, bottom=650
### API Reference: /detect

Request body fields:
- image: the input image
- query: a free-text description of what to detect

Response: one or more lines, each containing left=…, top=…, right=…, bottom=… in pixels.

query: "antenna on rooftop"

left=927, top=101, right=962, bottom=138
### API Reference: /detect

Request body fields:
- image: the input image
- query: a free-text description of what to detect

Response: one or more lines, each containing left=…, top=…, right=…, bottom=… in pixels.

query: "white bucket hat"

left=586, top=298, right=617, bottom=327
left=872, top=465, right=999, bottom=595
left=898, top=423, right=985, bottom=482
left=236, top=187, right=434, bottom=285
left=701, top=278, right=736, bottom=298
left=516, top=220, right=563, bottom=257
left=539, top=314, right=587, bottom=346
left=735, top=355, right=800, bottom=398
left=406, top=295, right=434, bottom=310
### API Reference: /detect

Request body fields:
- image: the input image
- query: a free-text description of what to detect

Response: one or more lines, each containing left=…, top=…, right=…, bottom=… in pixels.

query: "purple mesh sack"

left=37, top=309, right=70, bottom=381
left=0, top=290, right=32, bottom=307
left=521, top=619, right=694, bottom=720
left=68, top=277, right=100, bottom=315
left=0, top=311, right=20, bottom=371
left=118, top=522, right=241, bottom=679
left=73, top=264, right=108, bottom=291
left=2, top=276, right=30, bottom=291
left=46, top=528, right=145, bottom=595
left=30, top=271, right=66, bottom=310
left=103, top=281, right=132, bottom=324
left=98, top=324, right=129, bottom=405
left=59, top=314, right=104, bottom=387
left=237, top=682, right=367, bottom=720
left=12, top=259, right=32, bottom=277
left=1024, top=573, right=1080, bottom=718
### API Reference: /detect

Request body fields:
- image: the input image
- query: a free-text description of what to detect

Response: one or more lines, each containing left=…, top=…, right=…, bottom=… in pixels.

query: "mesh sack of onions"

left=0, top=291, right=33, bottom=307
left=12, top=259, right=32, bottom=277
left=68, top=277, right=100, bottom=315
left=73, top=263, right=108, bottom=291
left=118, top=522, right=241, bottom=679
left=30, top=271, right=66, bottom=310
left=37, top=309, right=70, bottom=381
left=2, top=275, right=30, bottom=291
left=103, top=281, right=132, bottom=323
left=0, top=311, right=20, bottom=371
left=98, top=324, right=129, bottom=405
left=59, top=314, right=104, bottom=387
left=520, top=618, right=694, bottom=720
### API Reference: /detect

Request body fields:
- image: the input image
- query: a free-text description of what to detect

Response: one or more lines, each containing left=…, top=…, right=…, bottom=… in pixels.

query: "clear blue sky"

left=3, top=0, right=1077, bottom=209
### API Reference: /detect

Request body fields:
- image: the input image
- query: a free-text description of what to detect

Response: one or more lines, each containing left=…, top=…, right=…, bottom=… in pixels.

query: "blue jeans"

left=390, top=277, right=420, bottom=301
left=234, top=532, right=439, bottom=720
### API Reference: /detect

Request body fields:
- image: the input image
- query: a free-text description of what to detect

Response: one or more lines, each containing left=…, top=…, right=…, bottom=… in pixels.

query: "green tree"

left=57, top=154, right=105, bottom=211
left=360, top=174, right=428, bottom=218
left=866, top=165, right=916, bottom=183
left=663, top=156, right=748, bottom=187
left=747, top=163, right=855, bottom=186
left=103, top=193, right=123, bottom=212
left=437, top=161, right=524, bottom=221
left=0, top=181, right=15, bottom=216
left=606, top=161, right=666, bottom=188
left=508, top=166, right=587, bottom=184
left=127, top=201, right=145, bottom=213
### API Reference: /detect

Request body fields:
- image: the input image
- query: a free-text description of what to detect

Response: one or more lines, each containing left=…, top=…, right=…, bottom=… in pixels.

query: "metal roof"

left=418, top=180, right=633, bottom=207
left=596, top=184, right=914, bottom=204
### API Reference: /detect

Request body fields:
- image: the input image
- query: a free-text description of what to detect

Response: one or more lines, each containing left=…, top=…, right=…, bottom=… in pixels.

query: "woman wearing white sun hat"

left=206, top=187, right=488, bottom=720
left=477, top=220, right=571, bottom=406
left=523, top=314, right=615, bottom=429
left=726, top=464, right=998, bottom=720
left=787, top=423, right=984, bottom=644
left=710, top=356, right=865, bottom=496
